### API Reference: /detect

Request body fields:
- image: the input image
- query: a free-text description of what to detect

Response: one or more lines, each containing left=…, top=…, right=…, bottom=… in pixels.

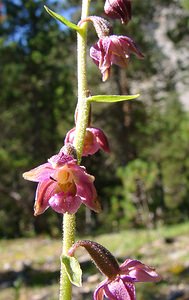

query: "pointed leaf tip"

left=61, top=255, right=82, bottom=287
left=44, top=6, right=81, bottom=32
left=87, top=94, right=140, bottom=103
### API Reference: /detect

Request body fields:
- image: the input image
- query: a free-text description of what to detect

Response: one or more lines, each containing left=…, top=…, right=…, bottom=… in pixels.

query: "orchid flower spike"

left=23, top=149, right=101, bottom=215
left=68, top=240, right=161, bottom=300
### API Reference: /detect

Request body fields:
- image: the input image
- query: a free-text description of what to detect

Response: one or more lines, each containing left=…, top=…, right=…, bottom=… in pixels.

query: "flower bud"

left=61, top=143, right=77, bottom=160
left=104, top=0, right=132, bottom=24
left=81, top=16, right=112, bottom=38
left=68, top=240, right=120, bottom=279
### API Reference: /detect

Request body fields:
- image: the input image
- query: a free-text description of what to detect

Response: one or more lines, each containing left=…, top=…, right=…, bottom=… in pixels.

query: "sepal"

left=61, top=255, right=82, bottom=287
left=44, top=6, right=81, bottom=32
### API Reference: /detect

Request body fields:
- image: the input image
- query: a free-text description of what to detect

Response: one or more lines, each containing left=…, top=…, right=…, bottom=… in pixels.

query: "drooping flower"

left=23, top=150, right=101, bottom=216
left=68, top=240, right=161, bottom=300
left=94, top=258, right=161, bottom=300
left=90, top=35, right=144, bottom=81
left=104, top=0, right=132, bottom=24
left=65, top=127, right=110, bottom=156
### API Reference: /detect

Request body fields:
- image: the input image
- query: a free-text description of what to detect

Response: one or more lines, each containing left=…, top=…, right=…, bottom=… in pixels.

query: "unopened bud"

left=61, top=143, right=77, bottom=160
left=80, top=16, right=113, bottom=38
left=68, top=240, right=120, bottom=279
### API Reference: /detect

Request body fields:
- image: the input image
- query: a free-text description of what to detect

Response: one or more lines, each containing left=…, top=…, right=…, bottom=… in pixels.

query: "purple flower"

left=104, top=0, right=132, bottom=24
left=90, top=35, right=144, bottom=81
left=65, top=127, right=110, bottom=156
left=94, top=258, right=161, bottom=300
left=23, top=151, right=101, bottom=215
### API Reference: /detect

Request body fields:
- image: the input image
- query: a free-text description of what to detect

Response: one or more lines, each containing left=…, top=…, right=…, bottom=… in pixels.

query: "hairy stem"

left=74, top=0, right=91, bottom=162
left=59, top=0, right=91, bottom=299
left=59, top=214, right=76, bottom=299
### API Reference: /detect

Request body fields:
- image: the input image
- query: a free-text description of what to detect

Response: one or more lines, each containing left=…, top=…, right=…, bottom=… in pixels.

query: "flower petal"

left=49, top=192, right=81, bottom=214
left=104, top=279, right=136, bottom=300
left=90, top=37, right=112, bottom=81
left=120, top=259, right=161, bottom=282
left=23, top=163, right=53, bottom=182
left=70, top=164, right=101, bottom=212
left=83, top=130, right=99, bottom=155
left=64, top=128, right=76, bottom=145
left=118, top=36, right=144, bottom=59
left=34, top=179, right=57, bottom=215
left=88, top=127, right=110, bottom=153
left=94, top=280, right=107, bottom=300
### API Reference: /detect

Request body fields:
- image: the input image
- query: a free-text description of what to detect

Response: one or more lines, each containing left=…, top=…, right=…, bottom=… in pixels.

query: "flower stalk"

left=59, top=0, right=91, bottom=299
left=59, top=213, right=76, bottom=299
left=74, top=21, right=90, bottom=162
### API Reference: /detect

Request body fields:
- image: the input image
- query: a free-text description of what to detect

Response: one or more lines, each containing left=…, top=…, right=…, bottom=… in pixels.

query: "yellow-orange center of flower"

left=56, top=166, right=76, bottom=195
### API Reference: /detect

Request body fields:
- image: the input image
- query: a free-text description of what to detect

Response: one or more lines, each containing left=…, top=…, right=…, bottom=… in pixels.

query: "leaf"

left=87, top=94, right=140, bottom=103
left=61, top=255, right=82, bottom=287
left=44, top=6, right=81, bottom=32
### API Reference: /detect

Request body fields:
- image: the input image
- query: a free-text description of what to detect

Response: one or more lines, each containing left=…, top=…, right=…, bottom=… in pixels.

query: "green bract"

left=61, top=255, right=82, bottom=287
left=44, top=6, right=82, bottom=32
left=87, top=94, right=140, bottom=103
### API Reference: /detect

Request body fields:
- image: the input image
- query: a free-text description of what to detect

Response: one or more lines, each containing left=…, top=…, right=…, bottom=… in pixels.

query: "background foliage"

left=0, top=0, right=189, bottom=238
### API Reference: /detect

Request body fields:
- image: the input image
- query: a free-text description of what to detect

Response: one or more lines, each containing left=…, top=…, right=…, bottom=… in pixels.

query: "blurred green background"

left=0, top=0, right=189, bottom=299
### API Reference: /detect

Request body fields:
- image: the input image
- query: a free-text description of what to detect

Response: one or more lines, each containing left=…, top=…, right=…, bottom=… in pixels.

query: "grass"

left=94, top=221, right=189, bottom=257
left=0, top=222, right=189, bottom=299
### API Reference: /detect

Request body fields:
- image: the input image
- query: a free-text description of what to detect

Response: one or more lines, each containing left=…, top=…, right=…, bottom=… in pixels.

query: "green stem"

left=59, top=213, right=76, bottom=299
left=59, top=0, right=91, bottom=299
left=74, top=0, right=91, bottom=163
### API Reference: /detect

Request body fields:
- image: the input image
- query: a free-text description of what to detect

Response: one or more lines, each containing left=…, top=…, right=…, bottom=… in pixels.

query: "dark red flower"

left=90, top=35, right=144, bottom=81
left=104, top=0, right=132, bottom=24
